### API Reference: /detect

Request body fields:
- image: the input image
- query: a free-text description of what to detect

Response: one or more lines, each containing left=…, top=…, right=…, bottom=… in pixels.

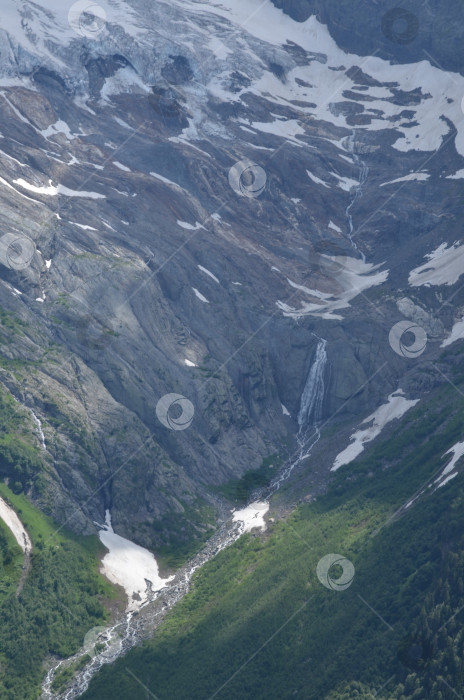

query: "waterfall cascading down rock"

left=269, top=337, right=328, bottom=492
left=297, top=338, right=328, bottom=434
left=345, top=130, right=369, bottom=262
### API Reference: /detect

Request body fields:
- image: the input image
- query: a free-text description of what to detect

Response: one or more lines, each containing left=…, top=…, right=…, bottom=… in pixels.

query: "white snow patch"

left=150, top=172, right=181, bottom=187
left=380, top=172, right=430, bottom=187
left=306, top=169, right=330, bottom=188
left=192, top=287, right=210, bottom=303
left=281, top=404, right=290, bottom=416
left=328, top=220, right=342, bottom=233
left=98, top=511, right=173, bottom=612
left=442, top=317, right=464, bottom=347
left=40, top=120, right=77, bottom=140
left=249, top=118, right=304, bottom=142
left=278, top=257, right=388, bottom=320
left=446, top=169, right=464, bottom=180
left=437, top=473, right=458, bottom=488
left=331, top=391, right=420, bottom=471
left=14, top=178, right=105, bottom=199
left=113, top=161, right=131, bottom=172
left=435, top=441, right=464, bottom=488
left=0, top=496, right=31, bottom=553
left=101, top=67, right=150, bottom=101
left=114, top=116, right=133, bottom=130
left=329, top=172, right=359, bottom=191
left=232, top=501, right=269, bottom=533
left=0, top=150, right=27, bottom=167
left=184, top=359, right=196, bottom=367
left=409, top=242, right=464, bottom=287
left=198, top=265, right=219, bottom=283
left=0, top=175, right=46, bottom=204
left=45, top=259, right=51, bottom=269
left=177, top=220, right=205, bottom=231
left=69, top=222, right=97, bottom=231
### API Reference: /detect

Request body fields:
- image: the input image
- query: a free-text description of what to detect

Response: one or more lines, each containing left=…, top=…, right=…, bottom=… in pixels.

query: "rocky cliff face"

left=0, top=0, right=462, bottom=556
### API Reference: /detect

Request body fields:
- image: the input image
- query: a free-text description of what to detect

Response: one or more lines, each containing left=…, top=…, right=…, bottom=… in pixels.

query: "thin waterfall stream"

left=345, top=130, right=369, bottom=261
left=43, top=338, right=328, bottom=699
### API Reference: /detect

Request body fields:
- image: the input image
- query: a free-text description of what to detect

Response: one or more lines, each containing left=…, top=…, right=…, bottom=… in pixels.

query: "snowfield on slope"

left=331, top=391, right=420, bottom=471
left=98, top=511, right=173, bottom=612
left=409, top=242, right=464, bottom=287
left=232, top=501, right=269, bottom=533
left=0, top=495, right=32, bottom=553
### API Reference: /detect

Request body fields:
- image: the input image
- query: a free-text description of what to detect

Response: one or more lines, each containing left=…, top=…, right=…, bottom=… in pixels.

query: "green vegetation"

left=152, top=498, right=216, bottom=569
left=0, top=483, right=116, bottom=699
left=81, top=379, right=464, bottom=700
left=215, top=453, right=283, bottom=503
left=51, top=654, right=91, bottom=692
left=0, top=516, right=24, bottom=597
left=0, top=387, right=45, bottom=492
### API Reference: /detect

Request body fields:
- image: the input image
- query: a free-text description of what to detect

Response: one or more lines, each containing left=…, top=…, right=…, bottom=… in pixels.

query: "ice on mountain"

left=192, top=288, right=209, bottom=303
left=409, top=242, right=464, bottom=287
left=380, top=172, right=430, bottom=187
left=198, top=265, right=220, bottom=283
left=306, top=170, right=330, bottom=189
left=331, top=391, right=420, bottom=471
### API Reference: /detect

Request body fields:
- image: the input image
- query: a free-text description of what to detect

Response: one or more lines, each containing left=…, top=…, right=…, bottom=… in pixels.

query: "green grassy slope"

left=0, top=486, right=116, bottom=700
left=81, top=373, right=464, bottom=700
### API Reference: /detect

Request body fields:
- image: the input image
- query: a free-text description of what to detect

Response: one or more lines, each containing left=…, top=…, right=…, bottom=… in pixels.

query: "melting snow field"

left=435, top=441, right=464, bottom=489
left=192, top=287, right=210, bottom=303
left=442, top=317, right=464, bottom=347
left=0, top=496, right=31, bottom=553
left=13, top=178, right=105, bottom=199
left=277, top=257, right=388, bottom=320
left=232, top=501, right=269, bottom=533
left=331, top=391, right=420, bottom=471
left=409, top=242, right=464, bottom=287
left=380, top=172, right=430, bottom=187
left=98, top=511, right=173, bottom=612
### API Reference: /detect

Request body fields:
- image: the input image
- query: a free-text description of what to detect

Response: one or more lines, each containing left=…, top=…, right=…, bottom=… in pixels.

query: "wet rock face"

left=161, top=55, right=194, bottom=85
left=272, top=0, right=464, bottom=74
left=0, top=0, right=461, bottom=552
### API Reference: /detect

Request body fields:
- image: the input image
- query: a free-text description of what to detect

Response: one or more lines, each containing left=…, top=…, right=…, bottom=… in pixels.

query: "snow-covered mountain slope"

left=0, top=0, right=462, bottom=551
